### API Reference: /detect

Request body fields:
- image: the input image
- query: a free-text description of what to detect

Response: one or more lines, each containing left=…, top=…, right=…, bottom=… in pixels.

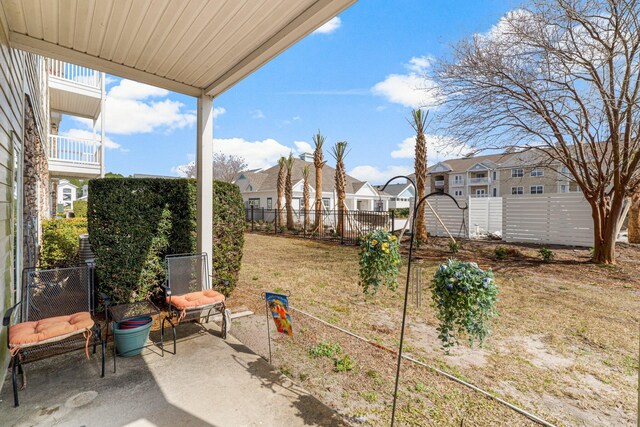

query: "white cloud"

left=60, top=128, right=124, bottom=151
left=313, top=17, right=341, bottom=35
left=293, top=141, right=313, bottom=153
left=73, top=79, right=198, bottom=135
left=372, top=56, right=441, bottom=109
left=348, top=165, right=413, bottom=184
left=390, top=134, right=471, bottom=162
left=250, top=109, right=265, bottom=119
left=214, top=138, right=293, bottom=170
left=213, top=107, right=226, bottom=119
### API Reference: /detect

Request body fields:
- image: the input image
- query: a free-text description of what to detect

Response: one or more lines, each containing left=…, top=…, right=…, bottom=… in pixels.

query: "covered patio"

left=0, top=0, right=358, bottom=424
left=0, top=322, right=346, bottom=426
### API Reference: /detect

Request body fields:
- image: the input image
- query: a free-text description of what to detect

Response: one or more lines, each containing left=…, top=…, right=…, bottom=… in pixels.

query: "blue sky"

left=60, top=0, right=516, bottom=183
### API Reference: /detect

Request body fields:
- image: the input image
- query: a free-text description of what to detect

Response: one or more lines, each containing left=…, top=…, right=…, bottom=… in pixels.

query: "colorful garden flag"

left=265, top=292, right=293, bottom=336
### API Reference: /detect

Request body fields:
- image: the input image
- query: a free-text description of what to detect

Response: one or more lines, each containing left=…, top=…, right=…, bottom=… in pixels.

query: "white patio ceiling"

left=0, top=0, right=356, bottom=97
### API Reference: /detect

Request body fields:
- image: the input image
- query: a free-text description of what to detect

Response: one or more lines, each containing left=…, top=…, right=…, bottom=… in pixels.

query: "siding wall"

left=0, top=30, right=24, bottom=386
left=0, top=30, right=47, bottom=386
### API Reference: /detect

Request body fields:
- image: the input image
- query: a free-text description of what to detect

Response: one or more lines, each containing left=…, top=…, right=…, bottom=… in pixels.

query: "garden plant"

left=358, top=229, right=401, bottom=294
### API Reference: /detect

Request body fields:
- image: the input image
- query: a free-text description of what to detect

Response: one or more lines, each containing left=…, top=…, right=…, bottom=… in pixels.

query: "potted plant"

left=431, top=259, right=498, bottom=352
left=112, top=316, right=153, bottom=357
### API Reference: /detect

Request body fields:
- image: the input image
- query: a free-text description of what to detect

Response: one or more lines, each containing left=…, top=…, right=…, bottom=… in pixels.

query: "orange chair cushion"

left=9, top=312, right=94, bottom=348
left=168, top=289, right=225, bottom=309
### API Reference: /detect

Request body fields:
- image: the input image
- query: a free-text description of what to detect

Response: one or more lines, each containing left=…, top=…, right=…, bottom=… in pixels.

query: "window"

left=511, top=168, right=524, bottom=178
left=293, top=198, right=301, bottom=210
left=62, top=188, right=72, bottom=201
left=560, top=185, right=569, bottom=193
left=531, top=167, right=544, bottom=177
left=266, top=198, right=272, bottom=209
left=322, top=198, right=330, bottom=210
left=248, top=198, right=260, bottom=208
left=492, top=188, right=497, bottom=197
left=475, top=189, right=486, bottom=197
left=454, top=190, right=463, bottom=196
left=492, top=171, right=497, bottom=180
left=511, top=186, right=524, bottom=195
left=475, top=172, right=486, bottom=178
left=453, top=175, right=463, bottom=184
left=530, top=185, right=544, bottom=194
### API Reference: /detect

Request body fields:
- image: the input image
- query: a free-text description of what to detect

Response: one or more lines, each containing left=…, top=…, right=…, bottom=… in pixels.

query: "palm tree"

left=313, top=130, right=327, bottom=234
left=302, top=165, right=311, bottom=232
left=277, top=156, right=286, bottom=227
left=410, top=109, right=429, bottom=243
left=285, top=154, right=295, bottom=230
left=331, top=141, right=348, bottom=236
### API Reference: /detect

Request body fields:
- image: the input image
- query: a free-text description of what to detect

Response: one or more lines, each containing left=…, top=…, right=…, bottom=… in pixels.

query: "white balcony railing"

left=49, top=135, right=100, bottom=165
left=469, top=177, right=489, bottom=184
left=49, top=59, right=101, bottom=89
left=434, top=179, right=445, bottom=187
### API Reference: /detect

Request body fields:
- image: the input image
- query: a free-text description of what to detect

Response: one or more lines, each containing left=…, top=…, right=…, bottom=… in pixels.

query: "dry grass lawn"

left=229, top=233, right=639, bottom=426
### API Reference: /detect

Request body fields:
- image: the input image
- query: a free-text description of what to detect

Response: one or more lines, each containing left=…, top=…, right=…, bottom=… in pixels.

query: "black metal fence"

left=245, top=207, right=395, bottom=245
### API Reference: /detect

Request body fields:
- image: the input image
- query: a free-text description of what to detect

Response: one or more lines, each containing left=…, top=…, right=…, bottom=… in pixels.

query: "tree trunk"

left=629, top=191, right=640, bottom=244
left=286, top=175, right=294, bottom=230
left=590, top=193, right=625, bottom=264
left=315, top=169, right=323, bottom=235
left=303, top=182, right=310, bottom=232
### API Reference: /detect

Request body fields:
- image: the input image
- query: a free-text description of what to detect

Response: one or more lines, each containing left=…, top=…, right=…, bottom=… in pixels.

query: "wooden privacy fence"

left=502, top=193, right=593, bottom=247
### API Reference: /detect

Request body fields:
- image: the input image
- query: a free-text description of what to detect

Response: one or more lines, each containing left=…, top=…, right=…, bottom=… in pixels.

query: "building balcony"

left=48, top=60, right=103, bottom=120
left=434, top=179, right=445, bottom=187
left=48, top=135, right=102, bottom=178
left=469, top=177, right=489, bottom=185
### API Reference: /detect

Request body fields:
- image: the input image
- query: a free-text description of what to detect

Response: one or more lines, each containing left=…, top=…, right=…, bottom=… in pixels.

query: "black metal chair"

left=2, top=265, right=105, bottom=407
left=161, top=253, right=231, bottom=354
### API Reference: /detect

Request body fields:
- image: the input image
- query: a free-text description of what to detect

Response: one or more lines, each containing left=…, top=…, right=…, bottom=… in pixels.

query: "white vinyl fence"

left=422, top=195, right=469, bottom=238
left=502, top=193, right=593, bottom=247
left=468, top=197, right=503, bottom=237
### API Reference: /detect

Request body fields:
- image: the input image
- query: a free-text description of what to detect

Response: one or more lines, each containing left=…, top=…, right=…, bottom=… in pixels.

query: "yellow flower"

left=390, top=235, right=397, bottom=241
left=382, top=242, right=389, bottom=249
left=371, top=239, right=378, bottom=246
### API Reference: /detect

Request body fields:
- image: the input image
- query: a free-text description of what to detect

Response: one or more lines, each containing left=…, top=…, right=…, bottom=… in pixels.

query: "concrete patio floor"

left=0, top=322, right=347, bottom=427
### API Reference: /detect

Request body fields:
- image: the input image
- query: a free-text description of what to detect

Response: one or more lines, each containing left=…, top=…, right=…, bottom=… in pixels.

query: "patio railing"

left=48, top=135, right=101, bottom=164
left=245, top=207, right=394, bottom=245
left=48, top=59, right=102, bottom=89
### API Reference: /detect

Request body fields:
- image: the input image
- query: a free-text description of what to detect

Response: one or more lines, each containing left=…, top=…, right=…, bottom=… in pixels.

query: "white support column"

left=100, top=72, right=106, bottom=177
left=196, top=92, right=214, bottom=263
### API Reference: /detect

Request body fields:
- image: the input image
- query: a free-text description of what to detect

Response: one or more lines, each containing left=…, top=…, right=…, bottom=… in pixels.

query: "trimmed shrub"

left=41, top=218, right=88, bottom=268
left=73, top=200, right=88, bottom=217
left=88, top=178, right=244, bottom=304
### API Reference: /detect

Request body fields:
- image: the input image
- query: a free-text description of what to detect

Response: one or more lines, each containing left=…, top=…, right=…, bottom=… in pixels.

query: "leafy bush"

left=309, top=342, right=342, bottom=358
left=494, top=246, right=508, bottom=259
left=41, top=218, right=88, bottom=268
left=389, top=207, right=410, bottom=218
left=538, top=247, right=555, bottom=262
left=88, top=178, right=244, bottom=304
left=448, top=241, right=461, bottom=254
left=334, top=354, right=355, bottom=372
left=358, top=229, right=401, bottom=294
left=431, top=259, right=499, bottom=351
left=73, top=200, right=88, bottom=217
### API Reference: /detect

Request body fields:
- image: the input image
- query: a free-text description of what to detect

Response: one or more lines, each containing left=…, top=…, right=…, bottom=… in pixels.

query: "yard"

left=229, top=233, right=640, bottom=426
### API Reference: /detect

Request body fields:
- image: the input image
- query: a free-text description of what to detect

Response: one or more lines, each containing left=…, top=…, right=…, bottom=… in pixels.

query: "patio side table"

left=106, top=300, right=170, bottom=373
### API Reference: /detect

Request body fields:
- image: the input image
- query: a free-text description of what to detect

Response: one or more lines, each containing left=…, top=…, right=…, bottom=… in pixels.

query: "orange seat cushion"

left=9, top=312, right=94, bottom=348
left=168, top=289, right=225, bottom=309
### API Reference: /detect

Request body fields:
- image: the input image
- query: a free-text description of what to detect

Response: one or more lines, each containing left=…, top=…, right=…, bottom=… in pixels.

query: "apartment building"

left=409, top=150, right=579, bottom=198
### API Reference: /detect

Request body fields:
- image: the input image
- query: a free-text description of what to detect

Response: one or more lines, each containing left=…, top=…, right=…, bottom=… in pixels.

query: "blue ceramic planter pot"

left=112, top=316, right=152, bottom=357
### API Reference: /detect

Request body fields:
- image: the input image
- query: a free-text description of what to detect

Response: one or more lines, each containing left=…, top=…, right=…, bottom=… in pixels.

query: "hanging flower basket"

left=431, top=259, right=498, bottom=351
left=358, top=229, right=401, bottom=294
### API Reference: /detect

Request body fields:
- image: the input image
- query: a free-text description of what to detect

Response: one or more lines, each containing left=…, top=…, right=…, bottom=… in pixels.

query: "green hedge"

left=88, top=178, right=244, bottom=304
left=73, top=200, right=88, bottom=217
left=41, top=218, right=88, bottom=268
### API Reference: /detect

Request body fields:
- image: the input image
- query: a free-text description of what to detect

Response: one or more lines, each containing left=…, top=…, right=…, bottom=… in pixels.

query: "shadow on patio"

left=0, top=322, right=346, bottom=427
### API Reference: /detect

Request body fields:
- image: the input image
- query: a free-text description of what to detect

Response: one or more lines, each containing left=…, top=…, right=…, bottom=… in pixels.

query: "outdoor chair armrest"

left=161, top=284, right=171, bottom=296
left=3, top=302, right=20, bottom=327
